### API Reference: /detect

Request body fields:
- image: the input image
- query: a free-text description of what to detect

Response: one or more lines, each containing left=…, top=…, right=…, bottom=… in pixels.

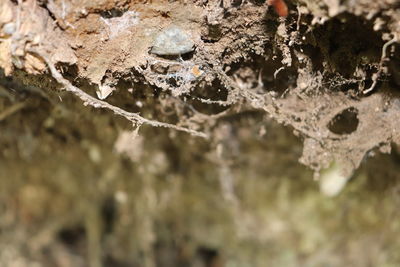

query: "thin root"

left=0, top=101, right=26, bottom=121
left=39, top=54, right=208, bottom=138
left=363, top=35, right=398, bottom=94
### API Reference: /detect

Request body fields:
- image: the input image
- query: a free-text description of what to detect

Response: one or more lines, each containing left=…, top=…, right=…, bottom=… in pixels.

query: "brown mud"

left=1, top=0, right=400, bottom=266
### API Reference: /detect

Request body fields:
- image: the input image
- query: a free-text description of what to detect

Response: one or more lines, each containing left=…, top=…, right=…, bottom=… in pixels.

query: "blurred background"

left=1, top=71, right=400, bottom=267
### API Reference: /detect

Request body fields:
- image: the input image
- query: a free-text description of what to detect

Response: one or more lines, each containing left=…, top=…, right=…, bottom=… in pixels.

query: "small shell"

left=150, top=26, right=194, bottom=56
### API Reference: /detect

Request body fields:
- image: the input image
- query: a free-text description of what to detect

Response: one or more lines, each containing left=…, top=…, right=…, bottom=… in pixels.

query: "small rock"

left=96, top=84, right=114, bottom=99
left=2, top=22, right=15, bottom=35
left=150, top=26, right=194, bottom=56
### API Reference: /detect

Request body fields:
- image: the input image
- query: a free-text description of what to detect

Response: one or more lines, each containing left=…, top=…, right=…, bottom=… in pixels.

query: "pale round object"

left=150, top=26, right=194, bottom=56
left=2, top=22, right=15, bottom=35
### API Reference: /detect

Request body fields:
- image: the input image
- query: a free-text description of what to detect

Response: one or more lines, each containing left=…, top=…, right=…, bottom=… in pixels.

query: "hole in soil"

left=313, top=14, right=383, bottom=78
left=104, top=73, right=156, bottom=114
left=181, top=51, right=195, bottom=61
left=55, top=63, right=101, bottom=98
left=232, top=0, right=243, bottom=7
left=190, top=79, right=230, bottom=115
left=328, top=107, right=359, bottom=135
left=226, top=53, right=298, bottom=96
left=100, top=8, right=127, bottom=19
left=167, top=77, right=179, bottom=87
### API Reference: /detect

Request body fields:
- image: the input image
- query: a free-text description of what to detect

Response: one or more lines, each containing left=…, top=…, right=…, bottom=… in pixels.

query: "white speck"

left=150, top=26, right=194, bottom=56
left=3, top=22, right=15, bottom=35
left=115, top=191, right=128, bottom=204
left=135, top=100, right=143, bottom=108
left=96, top=84, right=114, bottom=99
left=319, top=162, right=352, bottom=197
left=88, top=145, right=101, bottom=163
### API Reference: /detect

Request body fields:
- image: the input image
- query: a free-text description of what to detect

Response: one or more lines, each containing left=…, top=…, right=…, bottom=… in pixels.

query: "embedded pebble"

left=150, top=26, right=194, bottom=56
left=2, top=22, right=15, bottom=35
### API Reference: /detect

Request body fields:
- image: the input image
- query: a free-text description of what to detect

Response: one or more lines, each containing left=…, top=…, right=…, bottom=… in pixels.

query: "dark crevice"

left=189, top=78, right=230, bottom=115
left=313, top=13, right=383, bottom=78
left=100, top=8, right=128, bottom=19
left=328, top=107, right=359, bottom=135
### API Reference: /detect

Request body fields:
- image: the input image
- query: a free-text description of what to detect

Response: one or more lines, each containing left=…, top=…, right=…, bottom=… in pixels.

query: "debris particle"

left=191, top=65, right=203, bottom=77
left=268, top=0, right=288, bottom=17
left=96, top=84, right=115, bottom=100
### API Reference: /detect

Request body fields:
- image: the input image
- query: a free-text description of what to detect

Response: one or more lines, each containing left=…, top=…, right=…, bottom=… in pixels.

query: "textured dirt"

left=1, top=0, right=400, bottom=266
left=1, top=0, right=396, bottom=176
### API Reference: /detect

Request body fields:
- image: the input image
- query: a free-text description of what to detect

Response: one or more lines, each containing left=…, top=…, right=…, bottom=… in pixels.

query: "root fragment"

left=363, top=34, right=398, bottom=94
left=41, top=55, right=208, bottom=139
left=0, top=101, right=26, bottom=121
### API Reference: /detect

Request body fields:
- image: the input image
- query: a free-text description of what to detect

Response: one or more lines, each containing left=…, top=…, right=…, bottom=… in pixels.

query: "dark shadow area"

left=100, top=8, right=128, bottom=19
left=189, top=78, right=230, bottom=115
left=313, top=13, right=383, bottom=78
left=328, top=107, right=359, bottom=135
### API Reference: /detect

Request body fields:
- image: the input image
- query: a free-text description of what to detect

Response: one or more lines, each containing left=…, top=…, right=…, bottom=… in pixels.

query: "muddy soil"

left=1, top=0, right=400, bottom=266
